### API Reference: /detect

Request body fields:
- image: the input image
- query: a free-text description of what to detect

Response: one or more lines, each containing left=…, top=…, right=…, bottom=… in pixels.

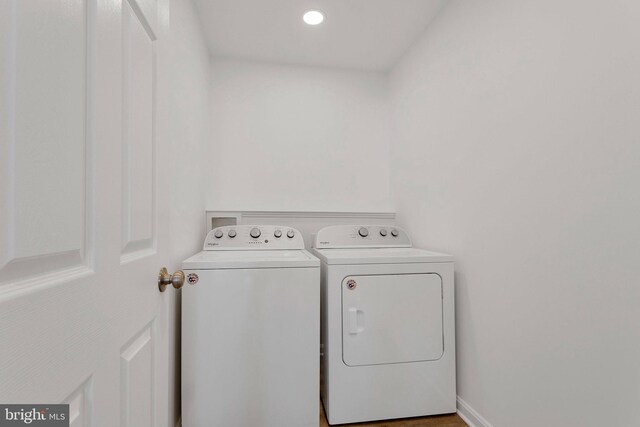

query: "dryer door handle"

left=348, top=307, right=364, bottom=334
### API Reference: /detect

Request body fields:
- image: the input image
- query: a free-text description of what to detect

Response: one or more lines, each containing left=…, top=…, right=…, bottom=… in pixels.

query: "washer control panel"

left=313, top=225, right=412, bottom=249
left=204, top=225, right=305, bottom=250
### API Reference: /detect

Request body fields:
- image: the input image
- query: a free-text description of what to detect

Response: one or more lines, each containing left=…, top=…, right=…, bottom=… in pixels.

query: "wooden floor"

left=319, top=402, right=468, bottom=427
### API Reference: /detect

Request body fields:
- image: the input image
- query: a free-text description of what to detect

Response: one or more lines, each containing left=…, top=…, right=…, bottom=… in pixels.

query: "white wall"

left=168, top=0, right=210, bottom=424
left=207, top=58, right=393, bottom=212
left=390, top=1, right=640, bottom=426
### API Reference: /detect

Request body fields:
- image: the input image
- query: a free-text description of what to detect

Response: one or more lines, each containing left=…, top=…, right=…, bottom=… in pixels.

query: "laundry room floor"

left=319, top=402, right=468, bottom=426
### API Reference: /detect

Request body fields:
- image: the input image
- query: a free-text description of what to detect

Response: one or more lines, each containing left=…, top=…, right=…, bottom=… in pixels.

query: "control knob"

left=286, top=230, right=295, bottom=238
left=391, top=229, right=399, bottom=237
left=274, top=230, right=282, bottom=238
left=379, top=229, right=388, bottom=237
left=358, top=227, right=369, bottom=237
left=214, top=230, right=223, bottom=239
left=250, top=228, right=261, bottom=239
left=228, top=229, right=237, bottom=238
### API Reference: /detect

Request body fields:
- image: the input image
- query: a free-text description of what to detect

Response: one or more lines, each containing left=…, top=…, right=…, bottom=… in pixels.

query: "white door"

left=0, top=0, right=172, bottom=426
left=342, top=273, right=444, bottom=366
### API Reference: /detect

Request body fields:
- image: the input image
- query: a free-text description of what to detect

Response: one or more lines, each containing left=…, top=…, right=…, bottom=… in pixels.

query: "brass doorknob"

left=158, top=268, right=185, bottom=292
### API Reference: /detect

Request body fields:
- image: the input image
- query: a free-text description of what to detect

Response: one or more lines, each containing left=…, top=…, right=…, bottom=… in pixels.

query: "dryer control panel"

left=204, top=225, right=305, bottom=250
left=313, top=225, right=412, bottom=249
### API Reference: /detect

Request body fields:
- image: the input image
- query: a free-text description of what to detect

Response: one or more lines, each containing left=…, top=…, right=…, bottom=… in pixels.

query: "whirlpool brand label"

left=0, top=405, right=69, bottom=426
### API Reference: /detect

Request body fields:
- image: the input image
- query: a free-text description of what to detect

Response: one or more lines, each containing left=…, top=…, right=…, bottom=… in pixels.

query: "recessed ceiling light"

left=303, top=10, right=324, bottom=26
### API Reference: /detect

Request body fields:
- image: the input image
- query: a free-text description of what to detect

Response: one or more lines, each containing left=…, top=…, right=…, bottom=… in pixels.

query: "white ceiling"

left=192, top=0, right=445, bottom=71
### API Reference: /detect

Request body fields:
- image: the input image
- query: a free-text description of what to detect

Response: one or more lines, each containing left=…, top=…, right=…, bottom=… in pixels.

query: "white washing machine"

left=182, top=225, right=320, bottom=427
left=311, top=225, right=456, bottom=425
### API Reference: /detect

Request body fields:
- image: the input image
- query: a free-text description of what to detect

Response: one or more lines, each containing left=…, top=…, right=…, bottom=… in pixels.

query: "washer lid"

left=182, top=249, right=319, bottom=269
left=311, top=247, right=452, bottom=265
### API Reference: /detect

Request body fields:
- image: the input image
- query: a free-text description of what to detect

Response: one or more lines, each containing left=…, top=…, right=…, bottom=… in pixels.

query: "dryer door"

left=342, top=273, right=443, bottom=366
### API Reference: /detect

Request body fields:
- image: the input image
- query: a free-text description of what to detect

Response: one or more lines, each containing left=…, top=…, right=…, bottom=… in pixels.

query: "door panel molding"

left=0, top=0, right=95, bottom=293
left=126, top=0, right=158, bottom=41
left=65, top=375, right=94, bottom=427
left=120, top=322, right=155, bottom=427
left=121, top=0, right=157, bottom=261
left=0, top=264, right=93, bottom=301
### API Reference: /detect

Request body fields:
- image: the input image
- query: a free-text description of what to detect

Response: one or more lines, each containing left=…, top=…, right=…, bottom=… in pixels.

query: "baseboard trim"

left=175, top=416, right=181, bottom=427
left=457, top=396, right=493, bottom=427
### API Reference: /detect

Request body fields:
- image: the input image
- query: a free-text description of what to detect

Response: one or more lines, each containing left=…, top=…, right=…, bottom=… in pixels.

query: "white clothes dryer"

left=311, top=225, right=456, bottom=425
left=182, top=225, right=320, bottom=427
